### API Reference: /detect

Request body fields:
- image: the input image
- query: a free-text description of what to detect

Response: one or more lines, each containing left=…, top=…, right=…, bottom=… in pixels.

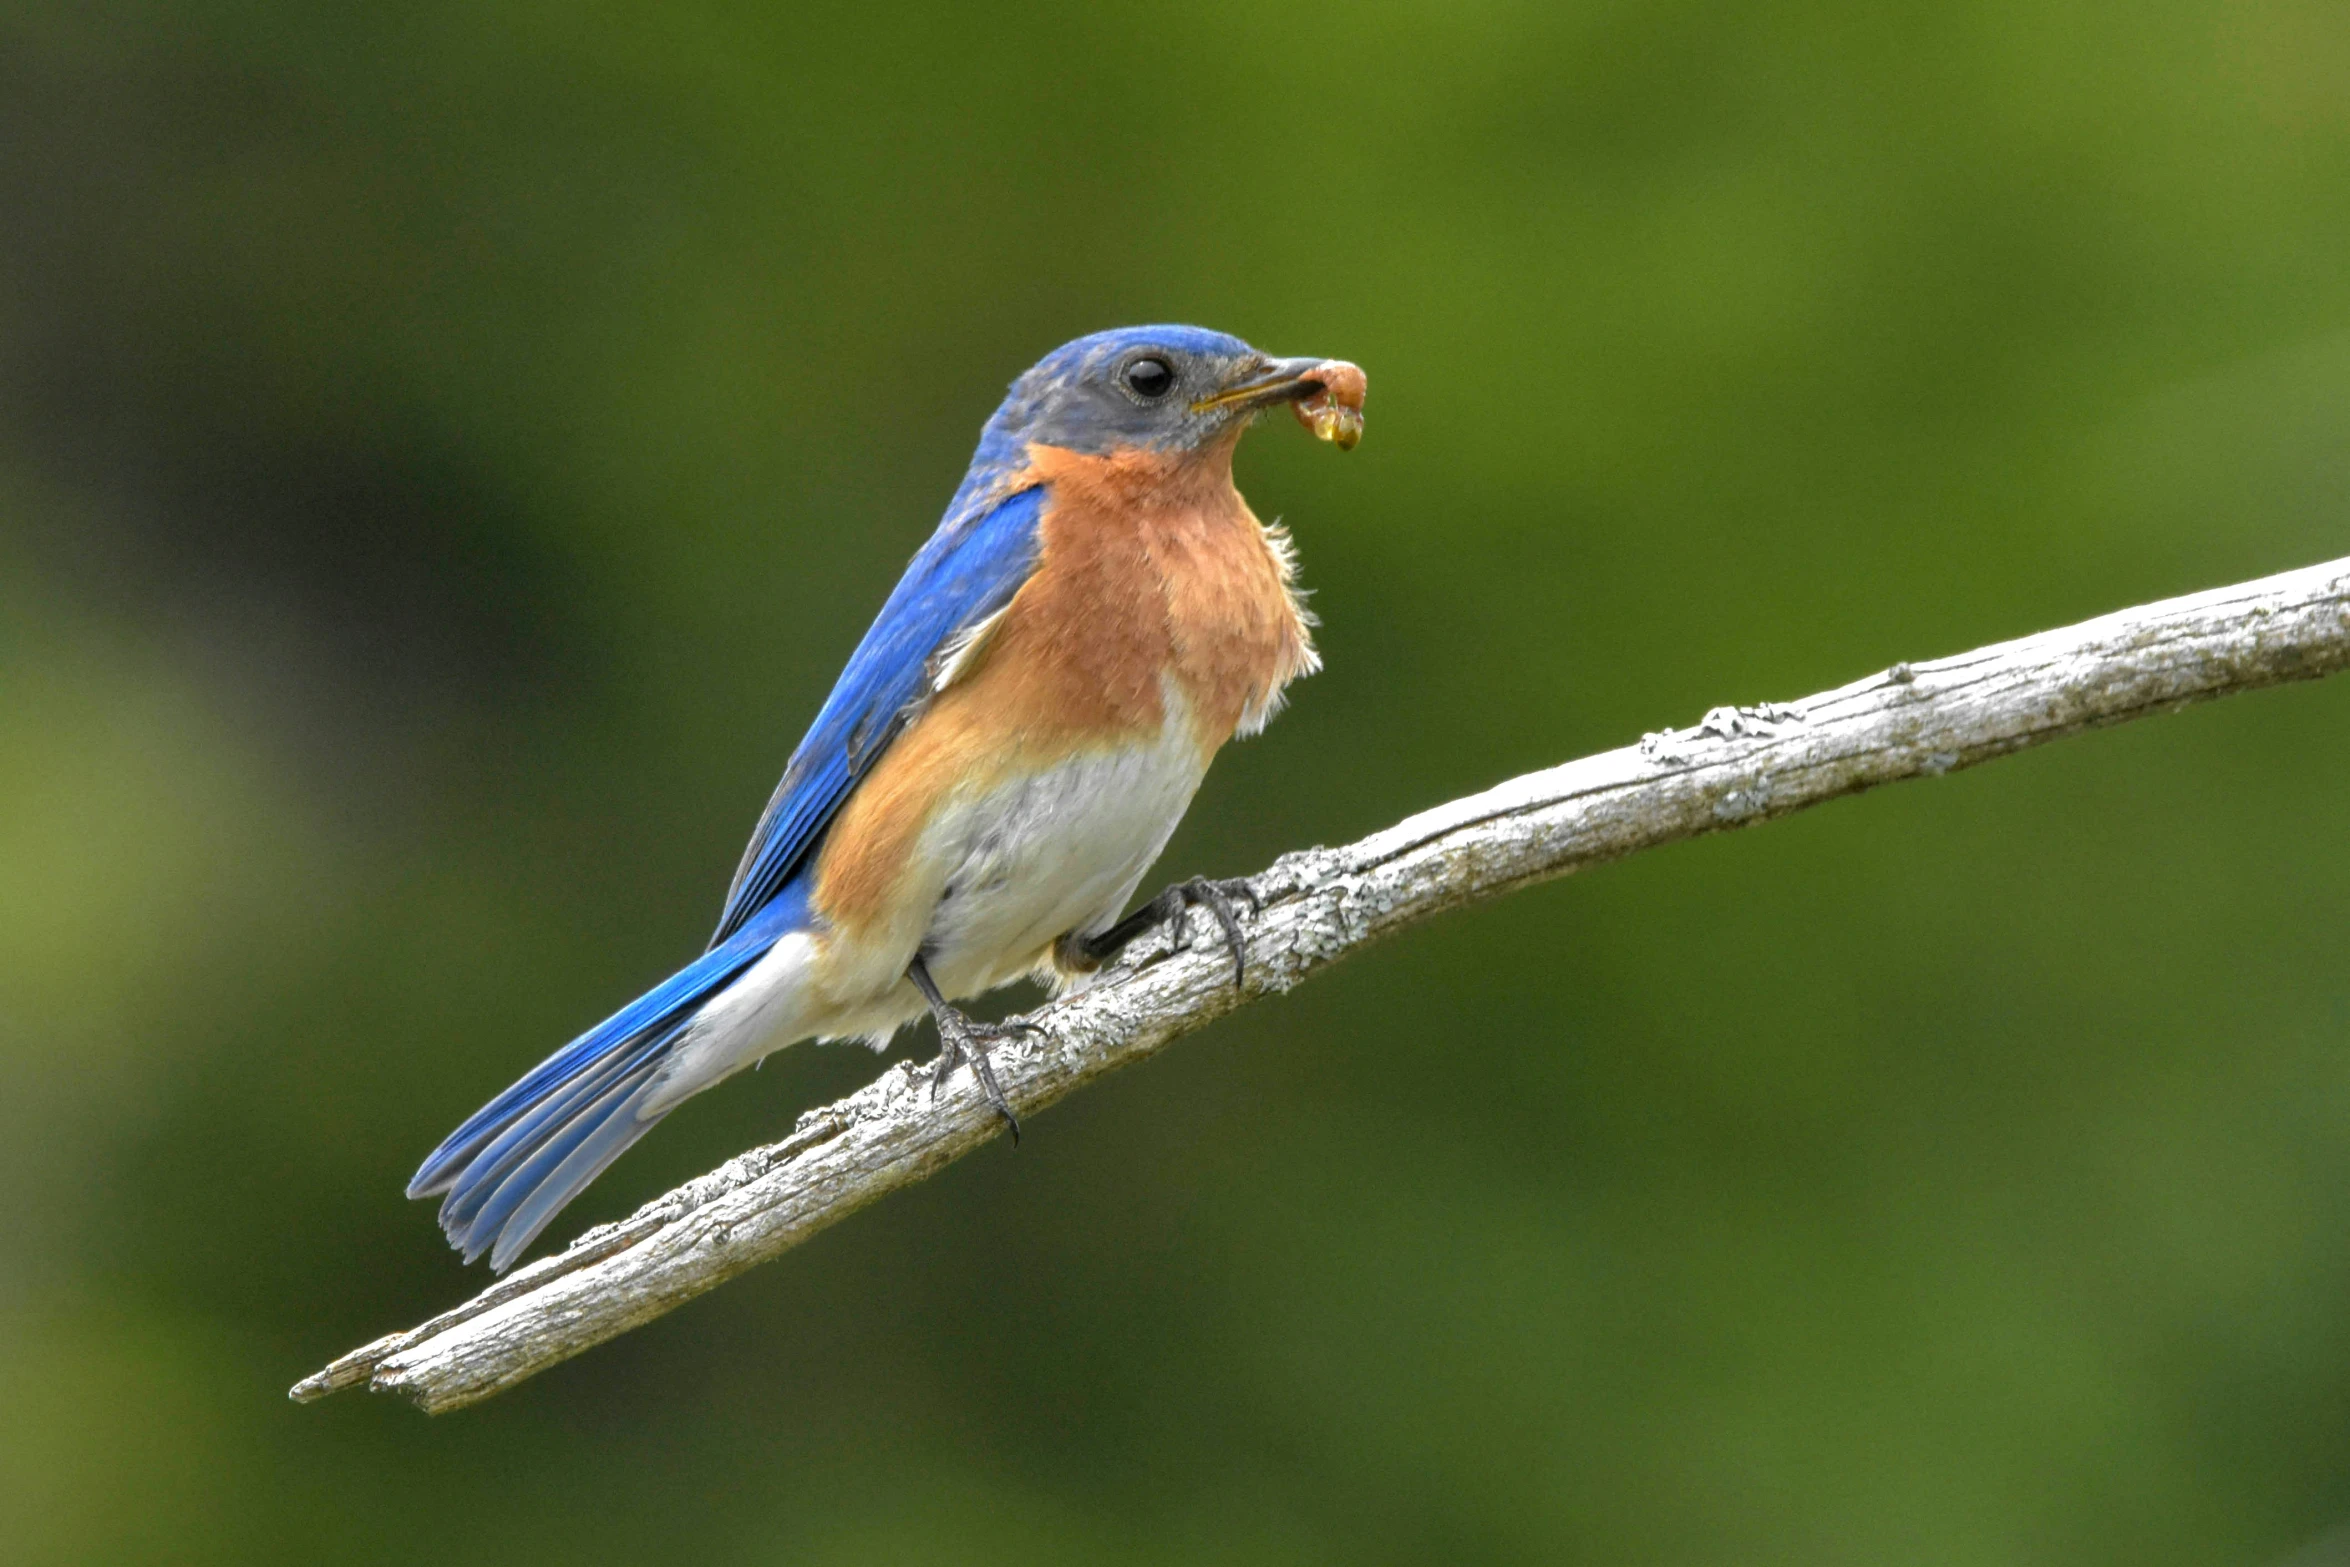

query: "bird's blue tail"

left=408, top=884, right=809, bottom=1271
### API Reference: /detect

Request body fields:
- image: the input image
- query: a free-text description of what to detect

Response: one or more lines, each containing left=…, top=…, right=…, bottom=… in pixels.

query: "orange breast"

left=811, top=440, right=1315, bottom=939
left=1018, top=440, right=1318, bottom=746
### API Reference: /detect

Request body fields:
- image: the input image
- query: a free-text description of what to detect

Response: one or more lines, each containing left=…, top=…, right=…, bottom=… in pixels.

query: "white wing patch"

left=929, top=602, right=1012, bottom=694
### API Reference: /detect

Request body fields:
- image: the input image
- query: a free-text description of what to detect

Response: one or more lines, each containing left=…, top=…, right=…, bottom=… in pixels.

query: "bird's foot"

left=904, top=953, right=1032, bottom=1141
left=1161, top=876, right=1259, bottom=985
left=926, top=1005, right=1038, bottom=1143
left=1075, top=876, right=1260, bottom=987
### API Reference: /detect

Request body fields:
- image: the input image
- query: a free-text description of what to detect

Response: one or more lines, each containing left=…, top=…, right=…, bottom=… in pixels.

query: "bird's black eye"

left=1121, top=356, right=1176, bottom=400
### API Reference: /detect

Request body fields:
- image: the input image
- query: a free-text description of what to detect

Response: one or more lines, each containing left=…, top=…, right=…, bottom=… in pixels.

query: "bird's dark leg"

left=1065, top=876, right=1260, bottom=987
left=906, top=954, right=1034, bottom=1143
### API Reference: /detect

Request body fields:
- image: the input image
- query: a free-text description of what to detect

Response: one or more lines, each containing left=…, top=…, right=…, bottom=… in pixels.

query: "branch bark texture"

left=294, top=554, right=2350, bottom=1413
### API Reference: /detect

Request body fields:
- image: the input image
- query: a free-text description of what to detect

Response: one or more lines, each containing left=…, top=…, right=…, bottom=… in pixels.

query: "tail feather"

left=459, top=1048, right=672, bottom=1268
left=437, top=1028, right=673, bottom=1236
left=408, top=882, right=811, bottom=1271
left=486, top=1071, right=670, bottom=1271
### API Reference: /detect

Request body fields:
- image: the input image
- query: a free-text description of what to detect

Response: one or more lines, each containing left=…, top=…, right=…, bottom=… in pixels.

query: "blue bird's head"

left=975, top=325, right=1366, bottom=471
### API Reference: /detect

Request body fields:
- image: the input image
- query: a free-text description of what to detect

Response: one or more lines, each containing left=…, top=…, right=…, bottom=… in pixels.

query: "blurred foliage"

left=8, top=0, right=2350, bottom=1561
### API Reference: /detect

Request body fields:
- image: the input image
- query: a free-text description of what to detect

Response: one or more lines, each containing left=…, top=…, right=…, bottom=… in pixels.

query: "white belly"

left=647, top=692, right=1208, bottom=1109
left=916, top=712, right=1207, bottom=998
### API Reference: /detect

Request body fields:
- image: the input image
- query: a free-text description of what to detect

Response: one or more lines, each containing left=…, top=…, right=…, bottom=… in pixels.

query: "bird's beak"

left=1193, top=356, right=1335, bottom=413
left=1192, top=356, right=1367, bottom=449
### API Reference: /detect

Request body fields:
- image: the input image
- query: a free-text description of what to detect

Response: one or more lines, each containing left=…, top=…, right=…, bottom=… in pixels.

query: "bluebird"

left=408, top=326, right=1367, bottom=1270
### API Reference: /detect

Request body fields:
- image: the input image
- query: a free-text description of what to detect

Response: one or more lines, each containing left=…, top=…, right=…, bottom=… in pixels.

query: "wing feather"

left=708, top=482, right=1046, bottom=947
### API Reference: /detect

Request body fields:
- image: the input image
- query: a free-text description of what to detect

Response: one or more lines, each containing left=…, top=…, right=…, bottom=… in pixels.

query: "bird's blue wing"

left=708, top=481, right=1047, bottom=947
left=411, top=477, right=1046, bottom=1270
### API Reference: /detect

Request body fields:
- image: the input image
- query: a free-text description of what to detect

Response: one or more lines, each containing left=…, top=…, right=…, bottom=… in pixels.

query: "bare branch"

left=293, top=554, right=2350, bottom=1412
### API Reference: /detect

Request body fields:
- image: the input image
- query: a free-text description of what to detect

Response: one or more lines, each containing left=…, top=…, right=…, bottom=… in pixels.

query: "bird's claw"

left=928, top=1012, right=1040, bottom=1143
left=1162, top=876, right=1258, bottom=987
left=1066, top=875, right=1260, bottom=987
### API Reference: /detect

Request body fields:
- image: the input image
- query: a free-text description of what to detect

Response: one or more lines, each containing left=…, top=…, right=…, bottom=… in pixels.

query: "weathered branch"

left=294, top=554, right=2350, bottom=1413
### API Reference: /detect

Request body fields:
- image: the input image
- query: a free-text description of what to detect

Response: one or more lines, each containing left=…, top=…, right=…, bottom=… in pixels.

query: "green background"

left=8, top=1, right=2350, bottom=1561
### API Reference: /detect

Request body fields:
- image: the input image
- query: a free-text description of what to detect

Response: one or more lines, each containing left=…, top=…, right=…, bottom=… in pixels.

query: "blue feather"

left=408, top=883, right=811, bottom=1267
left=708, top=481, right=1047, bottom=947
left=407, top=327, right=1275, bottom=1268
left=411, top=483, right=1046, bottom=1269
left=461, top=1056, right=669, bottom=1269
